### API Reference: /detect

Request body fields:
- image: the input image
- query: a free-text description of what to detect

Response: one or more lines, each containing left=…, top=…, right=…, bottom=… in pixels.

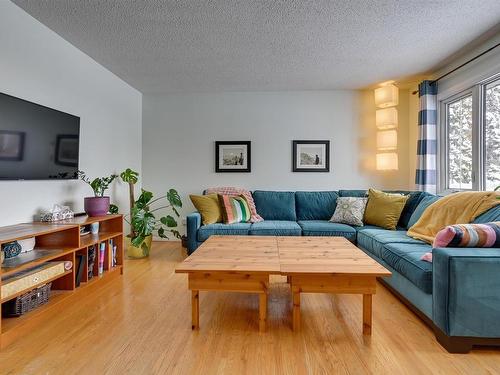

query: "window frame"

left=438, top=72, right=500, bottom=194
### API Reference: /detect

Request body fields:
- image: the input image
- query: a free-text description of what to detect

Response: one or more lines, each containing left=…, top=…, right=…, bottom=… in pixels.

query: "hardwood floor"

left=1, top=241, right=499, bottom=374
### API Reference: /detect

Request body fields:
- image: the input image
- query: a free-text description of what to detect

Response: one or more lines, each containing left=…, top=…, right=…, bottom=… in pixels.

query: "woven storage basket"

left=2, top=282, right=52, bottom=317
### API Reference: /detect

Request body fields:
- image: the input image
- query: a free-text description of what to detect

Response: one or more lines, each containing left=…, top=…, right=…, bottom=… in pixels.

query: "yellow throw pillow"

left=189, top=194, right=222, bottom=225
left=364, top=188, right=409, bottom=230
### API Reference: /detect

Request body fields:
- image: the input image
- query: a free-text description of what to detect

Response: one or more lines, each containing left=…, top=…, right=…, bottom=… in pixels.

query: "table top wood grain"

left=176, top=235, right=391, bottom=277
left=175, top=236, right=280, bottom=274
left=277, top=236, right=391, bottom=276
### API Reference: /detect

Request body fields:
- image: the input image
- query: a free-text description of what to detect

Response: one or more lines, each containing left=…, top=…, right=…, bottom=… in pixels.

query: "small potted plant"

left=78, top=171, right=118, bottom=217
left=120, top=168, right=182, bottom=258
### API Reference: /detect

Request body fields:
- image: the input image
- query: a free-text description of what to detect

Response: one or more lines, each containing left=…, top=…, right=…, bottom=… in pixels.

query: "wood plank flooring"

left=1, top=241, right=499, bottom=374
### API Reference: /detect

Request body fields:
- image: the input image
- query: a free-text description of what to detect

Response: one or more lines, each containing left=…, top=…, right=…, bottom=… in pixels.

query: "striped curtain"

left=415, top=80, right=438, bottom=194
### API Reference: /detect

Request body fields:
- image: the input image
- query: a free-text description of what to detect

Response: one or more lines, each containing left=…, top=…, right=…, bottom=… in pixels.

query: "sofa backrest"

left=252, top=190, right=296, bottom=221
left=295, top=191, right=339, bottom=220
left=473, top=204, right=500, bottom=223
left=339, top=189, right=428, bottom=228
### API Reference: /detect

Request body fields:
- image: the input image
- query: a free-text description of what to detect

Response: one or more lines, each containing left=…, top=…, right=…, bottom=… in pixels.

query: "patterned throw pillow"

left=205, top=187, right=263, bottom=222
left=421, top=222, right=500, bottom=262
left=218, top=195, right=252, bottom=224
left=329, top=197, right=368, bottom=226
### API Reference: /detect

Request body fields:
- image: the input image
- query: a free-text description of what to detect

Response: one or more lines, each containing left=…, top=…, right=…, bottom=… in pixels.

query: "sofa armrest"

left=186, top=212, right=202, bottom=254
left=433, top=247, right=500, bottom=338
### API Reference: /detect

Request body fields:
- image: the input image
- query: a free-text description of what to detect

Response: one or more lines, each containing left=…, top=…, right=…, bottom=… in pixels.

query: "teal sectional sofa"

left=186, top=189, right=500, bottom=352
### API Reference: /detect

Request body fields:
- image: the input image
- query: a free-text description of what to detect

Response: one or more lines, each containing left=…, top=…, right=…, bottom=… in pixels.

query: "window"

left=446, top=94, right=473, bottom=189
left=440, top=75, right=500, bottom=192
left=484, top=79, right=500, bottom=191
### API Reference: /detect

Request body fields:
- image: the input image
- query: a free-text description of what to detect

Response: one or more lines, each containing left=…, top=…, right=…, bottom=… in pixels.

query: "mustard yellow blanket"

left=407, top=191, right=500, bottom=244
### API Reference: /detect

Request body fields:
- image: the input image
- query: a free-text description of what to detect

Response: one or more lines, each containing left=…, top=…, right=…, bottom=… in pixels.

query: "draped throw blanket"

left=415, top=80, right=438, bottom=194
left=407, top=191, right=500, bottom=244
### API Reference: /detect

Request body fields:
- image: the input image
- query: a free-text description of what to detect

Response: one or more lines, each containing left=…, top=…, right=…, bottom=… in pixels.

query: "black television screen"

left=0, top=92, right=80, bottom=180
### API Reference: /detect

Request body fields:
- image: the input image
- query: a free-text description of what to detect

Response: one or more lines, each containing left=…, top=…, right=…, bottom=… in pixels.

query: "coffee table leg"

left=292, top=286, right=301, bottom=331
left=192, top=290, right=199, bottom=330
left=363, top=294, right=372, bottom=335
left=259, top=293, right=267, bottom=332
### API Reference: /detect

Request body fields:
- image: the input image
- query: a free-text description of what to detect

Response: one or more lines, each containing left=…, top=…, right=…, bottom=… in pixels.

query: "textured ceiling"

left=12, top=0, right=500, bottom=93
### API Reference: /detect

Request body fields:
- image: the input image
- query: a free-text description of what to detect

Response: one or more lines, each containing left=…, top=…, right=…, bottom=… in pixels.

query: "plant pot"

left=84, top=196, right=110, bottom=217
left=125, top=235, right=152, bottom=259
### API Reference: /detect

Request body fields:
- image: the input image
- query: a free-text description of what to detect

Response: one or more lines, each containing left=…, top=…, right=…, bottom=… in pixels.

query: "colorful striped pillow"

left=421, top=222, right=500, bottom=262
left=218, top=194, right=252, bottom=224
left=206, top=187, right=263, bottom=222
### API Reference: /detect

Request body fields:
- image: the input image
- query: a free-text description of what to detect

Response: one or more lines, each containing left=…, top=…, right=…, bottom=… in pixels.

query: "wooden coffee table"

left=176, top=235, right=391, bottom=335
left=175, top=236, right=280, bottom=332
left=277, top=236, right=391, bottom=334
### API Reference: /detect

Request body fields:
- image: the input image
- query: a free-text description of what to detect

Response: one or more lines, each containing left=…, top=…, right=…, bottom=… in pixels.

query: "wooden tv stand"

left=0, top=214, right=124, bottom=349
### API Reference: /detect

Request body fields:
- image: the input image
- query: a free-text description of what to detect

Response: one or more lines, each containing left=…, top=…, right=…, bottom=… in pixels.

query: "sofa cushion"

left=407, top=195, right=441, bottom=228
left=249, top=220, right=301, bottom=236
left=298, top=220, right=356, bottom=241
left=252, top=191, right=296, bottom=221
left=295, top=191, right=339, bottom=220
left=338, top=189, right=368, bottom=198
left=364, top=189, right=409, bottom=230
left=473, top=204, right=500, bottom=223
left=387, top=191, right=429, bottom=228
left=197, top=222, right=252, bottom=242
left=189, top=194, right=222, bottom=225
left=330, top=197, right=368, bottom=226
left=357, top=227, right=425, bottom=259
left=381, top=243, right=433, bottom=294
left=339, top=190, right=427, bottom=228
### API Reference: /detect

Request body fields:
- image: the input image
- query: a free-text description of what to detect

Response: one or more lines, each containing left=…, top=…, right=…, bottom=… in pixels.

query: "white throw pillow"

left=329, top=197, right=368, bottom=226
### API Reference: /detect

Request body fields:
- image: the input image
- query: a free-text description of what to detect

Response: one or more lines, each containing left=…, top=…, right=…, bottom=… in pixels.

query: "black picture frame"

left=292, top=140, right=330, bottom=172
left=215, top=141, right=251, bottom=173
left=0, top=130, right=25, bottom=161
left=55, top=134, right=79, bottom=167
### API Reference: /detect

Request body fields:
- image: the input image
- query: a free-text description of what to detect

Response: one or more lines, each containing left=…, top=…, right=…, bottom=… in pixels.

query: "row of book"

left=75, top=238, right=118, bottom=287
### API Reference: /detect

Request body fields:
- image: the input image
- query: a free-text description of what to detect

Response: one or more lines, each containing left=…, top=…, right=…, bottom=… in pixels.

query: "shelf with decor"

left=0, top=214, right=123, bottom=349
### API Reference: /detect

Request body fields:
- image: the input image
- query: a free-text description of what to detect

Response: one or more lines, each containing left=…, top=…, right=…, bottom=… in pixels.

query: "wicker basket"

left=2, top=282, right=52, bottom=317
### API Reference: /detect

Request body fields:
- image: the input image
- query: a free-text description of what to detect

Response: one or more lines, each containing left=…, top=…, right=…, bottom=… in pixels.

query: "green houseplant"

left=120, top=168, right=182, bottom=258
left=78, top=171, right=118, bottom=216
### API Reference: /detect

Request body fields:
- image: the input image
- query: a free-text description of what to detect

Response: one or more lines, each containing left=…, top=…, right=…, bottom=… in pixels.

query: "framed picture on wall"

left=55, top=134, right=79, bottom=167
left=215, top=141, right=251, bottom=173
left=292, top=140, right=330, bottom=172
left=0, top=130, right=25, bottom=161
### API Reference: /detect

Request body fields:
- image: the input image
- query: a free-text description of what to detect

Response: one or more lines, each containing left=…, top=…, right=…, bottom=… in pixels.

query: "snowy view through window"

left=485, top=80, right=500, bottom=191
left=448, top=95, right=473, bottom=189
left=447, top=79, right=500, bottom=191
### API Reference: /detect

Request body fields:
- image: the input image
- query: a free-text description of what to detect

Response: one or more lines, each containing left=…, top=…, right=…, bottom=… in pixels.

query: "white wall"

left=142, top=91, right=411, bottom=225
left=0, top=2, right=142, bottom=226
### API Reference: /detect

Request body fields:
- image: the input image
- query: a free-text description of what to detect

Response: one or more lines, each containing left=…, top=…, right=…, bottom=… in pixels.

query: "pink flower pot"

left=84, top=196, right=110, bottom=217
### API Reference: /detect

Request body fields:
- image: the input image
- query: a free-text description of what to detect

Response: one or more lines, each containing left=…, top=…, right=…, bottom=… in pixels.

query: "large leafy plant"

left=78, top=171, right=118, bottom=197
left=130, top=189, right=182, bottom=247
left=119, top=169, right=182, bottom=249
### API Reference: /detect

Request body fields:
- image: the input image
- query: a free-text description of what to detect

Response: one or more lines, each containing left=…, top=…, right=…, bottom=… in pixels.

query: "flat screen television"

left=0, top=92, right=80, bottom=180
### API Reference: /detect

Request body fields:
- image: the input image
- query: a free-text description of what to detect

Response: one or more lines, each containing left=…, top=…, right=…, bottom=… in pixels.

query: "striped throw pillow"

left=218, top=194, right=252, bottom=224
left=422, top=222, right=500, bottom=262
left=206, top=187, right=263, bottom=222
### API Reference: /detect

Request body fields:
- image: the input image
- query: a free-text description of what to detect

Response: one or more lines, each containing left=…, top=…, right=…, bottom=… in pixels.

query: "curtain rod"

left=411, top=41, right=500, bottom=95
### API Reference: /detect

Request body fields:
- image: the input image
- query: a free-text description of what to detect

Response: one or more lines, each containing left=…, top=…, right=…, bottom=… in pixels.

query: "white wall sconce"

left=376, top=152, right=398, bottom=170
left=376, top=107, right=398, bottom=129
left=376, top=130, right=398, bottom=151
left=374, top=84, right=399, bottom=108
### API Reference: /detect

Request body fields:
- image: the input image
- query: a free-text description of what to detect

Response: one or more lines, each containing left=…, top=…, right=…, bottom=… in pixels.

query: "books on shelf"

left=98, top=242, right=105, bottom=275
left=75, top=254, right=86, bottom=287
left=109, top=238, right=117, bottom=267
left=88, top=245, right=96, bottom=280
